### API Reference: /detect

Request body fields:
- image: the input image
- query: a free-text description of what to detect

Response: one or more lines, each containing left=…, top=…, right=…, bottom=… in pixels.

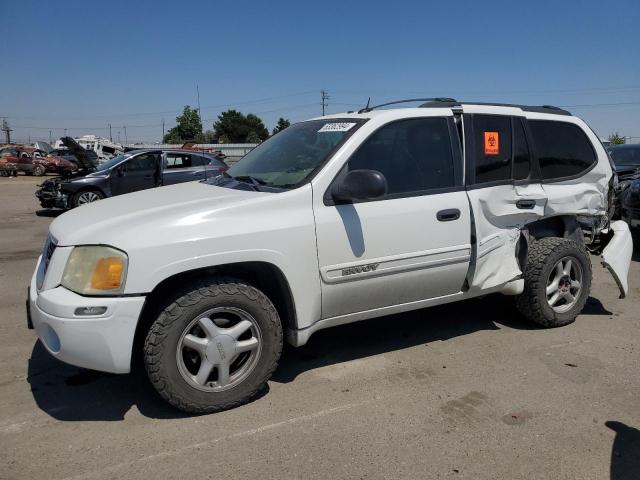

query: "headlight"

left=61, top=246, right=128, bottom=295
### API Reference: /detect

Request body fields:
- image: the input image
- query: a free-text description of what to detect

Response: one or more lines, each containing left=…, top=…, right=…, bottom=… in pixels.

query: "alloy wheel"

left=176, top=307, right=262, bottom=392
left=77, top=191, right=101, bottom=204
left=546, top=256, right=583, bottom=313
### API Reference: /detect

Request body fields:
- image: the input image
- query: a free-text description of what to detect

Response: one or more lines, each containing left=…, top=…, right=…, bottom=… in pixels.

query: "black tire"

left=516, top=237, right=592, bottom=328
left=72, top=189, right=104, bottom=208
left=144, top=277, right=283, bottom=414
left=33, top=164, right=46, bottom=176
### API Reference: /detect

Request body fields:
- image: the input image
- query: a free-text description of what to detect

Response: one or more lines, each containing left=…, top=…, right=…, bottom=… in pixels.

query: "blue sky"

left=2, top=0, right=639, bottom=143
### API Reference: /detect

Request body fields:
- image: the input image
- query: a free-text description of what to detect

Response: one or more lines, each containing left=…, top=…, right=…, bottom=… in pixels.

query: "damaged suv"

left=28, top=99, right=633, bottom=413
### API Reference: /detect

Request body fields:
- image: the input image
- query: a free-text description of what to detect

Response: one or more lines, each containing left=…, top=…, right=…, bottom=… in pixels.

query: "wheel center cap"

left=205, top=334, right=235, bottom=363
left=559, top=275, right=571, bottom=292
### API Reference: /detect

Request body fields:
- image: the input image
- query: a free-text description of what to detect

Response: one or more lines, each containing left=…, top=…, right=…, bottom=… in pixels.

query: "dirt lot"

left=1, top=176, right=639, bottom=480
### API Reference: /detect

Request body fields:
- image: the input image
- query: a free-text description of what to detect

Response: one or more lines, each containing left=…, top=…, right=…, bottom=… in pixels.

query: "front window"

left=95, top=153, right=131, bottom=171
left=610, top=147, right=640, bottom=167
left=226, top=119, right=364, bottom=188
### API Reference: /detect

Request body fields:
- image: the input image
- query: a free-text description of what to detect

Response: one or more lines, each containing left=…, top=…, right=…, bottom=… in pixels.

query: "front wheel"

left=144, top=278, right=283, bottom=414
left=72, top=189, right=104, bottom=207
left=516, top=237, right=592, bottom=328
left=33, top=164, right=46, bottom=176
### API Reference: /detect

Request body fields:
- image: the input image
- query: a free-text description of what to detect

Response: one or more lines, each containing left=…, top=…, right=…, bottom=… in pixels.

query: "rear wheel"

left=144, top=277, right=283, bottom=413
left=516, top=237, right=592, bottom=328
left=72, top=189, right=103, bottom=207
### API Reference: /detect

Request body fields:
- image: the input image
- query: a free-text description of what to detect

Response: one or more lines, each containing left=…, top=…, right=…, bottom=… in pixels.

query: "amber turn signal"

left=91, top=256, right=125, bottom=290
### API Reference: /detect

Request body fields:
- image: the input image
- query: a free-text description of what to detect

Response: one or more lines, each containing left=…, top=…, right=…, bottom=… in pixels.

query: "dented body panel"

left=601, top=220, right=633, bottom=298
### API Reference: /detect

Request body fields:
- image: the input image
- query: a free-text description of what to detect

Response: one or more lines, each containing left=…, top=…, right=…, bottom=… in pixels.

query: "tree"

left=213, top=110, right=269, bottom=143
left=608, top=132, right=626, bottom=145
left=272, top=117, right=291, bottom=135
left=163, top=106, right=203, bottom=143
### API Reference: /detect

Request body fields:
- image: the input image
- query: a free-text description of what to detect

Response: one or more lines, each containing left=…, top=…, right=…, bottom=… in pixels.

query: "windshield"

left=610, top=146, right=640, bottom=167
left=227, top=119, right=363, bottom=188
left=95, top=153, right=131, bottom=171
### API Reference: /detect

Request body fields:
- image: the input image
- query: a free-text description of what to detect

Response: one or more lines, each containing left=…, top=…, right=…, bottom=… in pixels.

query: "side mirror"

left=116, top=166, right=125, bottom=177
left=332, top=169, right=387, bottom=203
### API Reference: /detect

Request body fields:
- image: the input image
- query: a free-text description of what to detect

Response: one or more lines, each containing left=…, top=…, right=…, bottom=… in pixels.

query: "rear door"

left=163, top=152, right=201, bottom=185
left=463, top=112, right=547, bottom=292
left=314, top=116, right=471, bottom=319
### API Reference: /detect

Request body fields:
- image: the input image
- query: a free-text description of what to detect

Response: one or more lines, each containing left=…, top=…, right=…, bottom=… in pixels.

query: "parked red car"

left=35, top=153, right=78, bottom=175
left=0, top=147, right=46, bottom=176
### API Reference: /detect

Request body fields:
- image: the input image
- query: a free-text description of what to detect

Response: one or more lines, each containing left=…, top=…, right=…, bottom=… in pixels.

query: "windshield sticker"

left=318, top=122, right=357, bottom=133
left=484, top=131, right=499, bottom=155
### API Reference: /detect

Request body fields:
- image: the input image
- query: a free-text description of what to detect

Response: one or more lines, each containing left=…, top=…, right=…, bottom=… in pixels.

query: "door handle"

left=192, top=171, right=204, bottom=175
left=516, top=199, right=536, bottom=210
left=437, top=209, right=461, bottom=222
left=143, top=175, right=152, bottom=179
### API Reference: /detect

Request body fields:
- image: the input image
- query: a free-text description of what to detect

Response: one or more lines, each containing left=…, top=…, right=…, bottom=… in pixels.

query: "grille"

left=42, top=235, right=57, bottom=274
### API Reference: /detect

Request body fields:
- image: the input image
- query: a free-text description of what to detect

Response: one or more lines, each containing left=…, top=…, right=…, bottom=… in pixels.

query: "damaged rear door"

left=463, top=110, right=547, bottom=292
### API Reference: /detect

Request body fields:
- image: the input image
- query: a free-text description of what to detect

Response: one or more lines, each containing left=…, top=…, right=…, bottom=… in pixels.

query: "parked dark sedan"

left=36, top=148, right=229, bottom=209
left=608, top=144, right=640, bottom=217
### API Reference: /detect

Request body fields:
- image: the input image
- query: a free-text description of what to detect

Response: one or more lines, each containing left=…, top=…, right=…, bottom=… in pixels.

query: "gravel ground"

left=1, top=176, right=639, bottom=480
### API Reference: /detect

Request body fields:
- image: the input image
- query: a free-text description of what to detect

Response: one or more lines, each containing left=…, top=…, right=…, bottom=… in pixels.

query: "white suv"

left=28, top=99, right=633, bottom=413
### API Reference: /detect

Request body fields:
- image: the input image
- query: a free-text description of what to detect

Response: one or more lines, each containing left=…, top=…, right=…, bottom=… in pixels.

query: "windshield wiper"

left=222, top=173, right=269, bottom=191
left=232, top=175, right=267, bottom=186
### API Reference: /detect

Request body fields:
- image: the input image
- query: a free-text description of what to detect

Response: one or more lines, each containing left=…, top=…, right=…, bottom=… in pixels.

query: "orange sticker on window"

left=484, top=131, right=499, bottom=155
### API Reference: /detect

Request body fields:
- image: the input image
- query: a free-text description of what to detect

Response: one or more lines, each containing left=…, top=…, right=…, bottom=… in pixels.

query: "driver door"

left=112, top=152, right=160, bottom=195
left=313, top=116, right=471, bottom=319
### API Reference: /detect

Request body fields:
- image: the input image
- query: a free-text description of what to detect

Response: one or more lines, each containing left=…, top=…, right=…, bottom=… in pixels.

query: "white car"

left=28, top=99, right=633, bottom=413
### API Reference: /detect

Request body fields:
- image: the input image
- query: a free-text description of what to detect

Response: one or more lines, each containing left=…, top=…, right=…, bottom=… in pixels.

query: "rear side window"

left=529, top=120, right=596, bottom=180
left=166, top=153, right=193, bottom=169
left=473, top=115, right=512, bottom=183
left=347, top=117, right=456, bottom=196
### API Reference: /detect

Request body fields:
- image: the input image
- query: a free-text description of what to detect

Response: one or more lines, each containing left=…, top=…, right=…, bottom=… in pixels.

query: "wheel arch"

left=130, top=261, right=297, bottom=371
left=517, top=215, right=584, bottom=270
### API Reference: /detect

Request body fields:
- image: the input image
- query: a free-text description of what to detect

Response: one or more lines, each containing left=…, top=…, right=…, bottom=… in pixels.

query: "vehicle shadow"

left=605, top=421, right=640, bottom=479
left=272, top=293, right=533, bottom=383
left=35, top=209, right=64, bottom=218
left=27, top=292, right=612, bottom=420
left=27, top=341, right=193, bottom=421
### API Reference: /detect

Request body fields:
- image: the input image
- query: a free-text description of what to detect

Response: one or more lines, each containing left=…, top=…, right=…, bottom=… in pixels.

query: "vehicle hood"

left=60, top=136, right=98, bottom=170
left=49, top=182, right=273, bottom=247
left=614, top=164, right=640, bottom=182
left=614, top=163, right=640, bottom=172
left=34, top=141, right=53, bottom=153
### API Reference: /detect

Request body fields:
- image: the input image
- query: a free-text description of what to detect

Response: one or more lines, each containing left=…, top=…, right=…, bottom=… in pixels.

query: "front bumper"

left=35, top=187, right=69, bottom=209
left=28, top=261, right=146, bottom=373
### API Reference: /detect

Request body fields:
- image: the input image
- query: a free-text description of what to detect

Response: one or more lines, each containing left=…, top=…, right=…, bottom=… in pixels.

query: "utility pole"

left=49, top=130, right=52, bottom=144
left=321, top=90, right=330, bottom=116
left=109, top=123, right=112, bottom=142
left=162, top=118, right=165, bottom=142
left=123, top=126, right=127, bottom=145
left=64, top=128, right=68, bottom=137
left=1, top=118, right=13, bottom=144
left=196, top=84, right=201, bottom=118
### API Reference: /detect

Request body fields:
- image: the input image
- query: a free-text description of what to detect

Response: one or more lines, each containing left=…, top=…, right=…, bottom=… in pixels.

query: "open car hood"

left=33, top=141, right=53, bottom=153
left=60, top=136, right=98, bottom=170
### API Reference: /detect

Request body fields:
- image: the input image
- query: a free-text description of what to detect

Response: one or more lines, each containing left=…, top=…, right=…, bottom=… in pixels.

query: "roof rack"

left=419, top=100, right=571, bottom=116
left=358, top=98, right=457, bottom=113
